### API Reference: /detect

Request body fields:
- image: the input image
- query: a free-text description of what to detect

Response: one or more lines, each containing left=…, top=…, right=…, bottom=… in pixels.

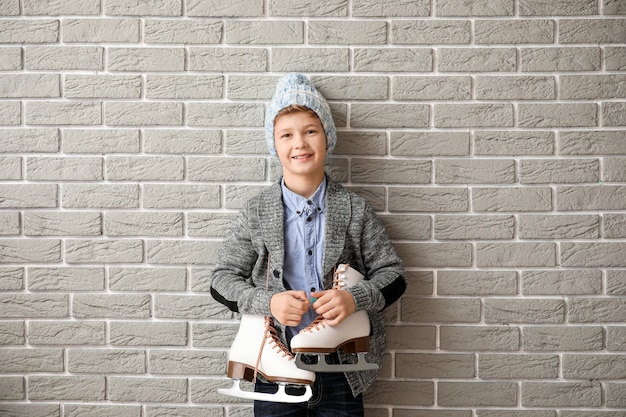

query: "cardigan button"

left=273, top=270, right=280, bottom=278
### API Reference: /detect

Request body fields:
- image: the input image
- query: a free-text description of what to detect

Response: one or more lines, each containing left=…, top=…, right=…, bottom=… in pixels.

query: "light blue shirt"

left=281, top=177, right=326, bottom=338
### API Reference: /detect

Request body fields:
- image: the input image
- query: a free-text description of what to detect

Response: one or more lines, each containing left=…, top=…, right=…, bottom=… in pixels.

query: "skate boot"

left=290, top=264, right=378, bottom=372
left=218, top=314, right=315, bottom=403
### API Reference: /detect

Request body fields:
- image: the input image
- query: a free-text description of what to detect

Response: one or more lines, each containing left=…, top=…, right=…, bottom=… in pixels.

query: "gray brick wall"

left=0, top=0, right=625, bottom=416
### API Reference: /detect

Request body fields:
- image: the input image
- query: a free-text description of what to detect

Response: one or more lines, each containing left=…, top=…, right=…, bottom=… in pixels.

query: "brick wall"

left=1, top=0, right=625, bottom=416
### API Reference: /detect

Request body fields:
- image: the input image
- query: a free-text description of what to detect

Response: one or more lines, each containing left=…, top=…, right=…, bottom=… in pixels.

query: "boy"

left=211, top=73, right=406, bottom=417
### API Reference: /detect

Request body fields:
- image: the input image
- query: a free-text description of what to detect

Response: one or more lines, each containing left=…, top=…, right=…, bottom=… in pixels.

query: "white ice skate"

left=218, top=314, right=315, bottom=403
left=290, top=264, right=379, bottom=372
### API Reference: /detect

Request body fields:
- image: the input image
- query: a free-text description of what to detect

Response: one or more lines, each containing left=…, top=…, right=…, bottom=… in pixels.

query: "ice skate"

left=218, top=314, right=315, bottom=403
left=291, top=264, right=379, bottom=372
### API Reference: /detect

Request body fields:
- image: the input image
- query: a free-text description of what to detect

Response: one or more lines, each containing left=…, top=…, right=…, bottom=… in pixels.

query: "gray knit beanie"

left=265, top=73, right=337, bottom=158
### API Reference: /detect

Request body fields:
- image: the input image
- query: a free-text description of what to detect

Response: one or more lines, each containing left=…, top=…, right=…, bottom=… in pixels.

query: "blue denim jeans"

left=253, top=371, right=364, bottom=417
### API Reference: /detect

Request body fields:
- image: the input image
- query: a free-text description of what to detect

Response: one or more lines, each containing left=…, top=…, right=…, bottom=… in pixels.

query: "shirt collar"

left=281, top=176, right=327, bottom=216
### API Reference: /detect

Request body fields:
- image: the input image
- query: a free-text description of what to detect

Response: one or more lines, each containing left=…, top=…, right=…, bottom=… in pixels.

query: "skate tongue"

left=218, top=380, right=312, bottom=403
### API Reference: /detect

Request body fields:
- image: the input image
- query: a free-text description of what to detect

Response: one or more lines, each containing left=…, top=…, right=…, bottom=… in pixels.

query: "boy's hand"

left=270, top=291, right=310, bottom=327
left=310, top=289, right=356, bottom=327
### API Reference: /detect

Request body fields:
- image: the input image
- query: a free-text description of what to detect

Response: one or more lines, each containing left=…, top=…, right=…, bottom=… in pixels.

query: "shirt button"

left=307, top=200, right=313, bottom=205
left=310, top=287, right=316, bottom=292
left=307, top=250, right=313, bottom=256
left=306, top=217, right=312, bottom=222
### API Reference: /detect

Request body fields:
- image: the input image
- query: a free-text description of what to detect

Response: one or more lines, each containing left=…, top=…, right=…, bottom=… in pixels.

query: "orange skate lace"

left=300, top=264, right=350, bottom=333
left=252, top=315, right=294, bottom=382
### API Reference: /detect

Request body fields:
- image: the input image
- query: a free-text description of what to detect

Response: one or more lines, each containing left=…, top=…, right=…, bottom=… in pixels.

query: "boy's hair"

left=274, top=105, right=320, bottom=126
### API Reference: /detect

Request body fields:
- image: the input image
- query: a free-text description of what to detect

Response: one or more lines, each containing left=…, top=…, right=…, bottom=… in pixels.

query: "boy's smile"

left=274, top=110, right=327, bottom=195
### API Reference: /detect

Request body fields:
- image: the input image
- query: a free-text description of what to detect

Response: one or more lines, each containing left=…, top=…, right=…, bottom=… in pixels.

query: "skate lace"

left=300, top=264, right=350, bottom=333
left=253, top=316, right=294, bottom=383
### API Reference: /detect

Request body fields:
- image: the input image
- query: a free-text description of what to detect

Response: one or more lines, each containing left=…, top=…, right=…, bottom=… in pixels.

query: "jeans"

left=253, top=371, right=364, bottom=417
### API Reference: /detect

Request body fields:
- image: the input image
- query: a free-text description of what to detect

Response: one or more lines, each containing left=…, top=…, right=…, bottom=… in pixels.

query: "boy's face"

left=274, top=110, right=327, bottom=181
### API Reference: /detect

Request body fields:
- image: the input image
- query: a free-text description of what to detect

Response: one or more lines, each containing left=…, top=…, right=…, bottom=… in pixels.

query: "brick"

left=485, top=299, right=565, bottom=324
left=562, top=242, right=626, bottom=267
left=28, top=267, right=104, bottom=291
left=439, top=47, right=516, bottom=72
left=520, top=159, right=598, bottom=184
left=0, top=376, right=23, bottom=399
left=0, top=0, right=19, bottom=14
left=187, top=212, right=237, bottom=238
left=62, top=129, right=140, bottom=154
left=352, top=159, right=430, bottom=184
left=0, top=19, right=58, bottom=43
left=109, top=267, right=187, bottom=291
left=439, top=382, right=517, bottom=406
left=474, top=187, right=552, bottom=212
left=604, top=158, right=626, bottom=183
left=143, top=184, right=220, bottom=209
left=435, top=104, right=513, bottom=128
left=0, top=348, right=63, bottom=372
left=0, top=211, right=19, bottom=235
left=272, top=47, right=349, bottom=72
left=25, top=101, right=102, bottom=126
left=110, top=377, right=187, bottom=402
left=520, top=103, right=598, bottom=128
left=68, top=349, right=145, bottom=373
left=519, top=0, right=598, bottom=15
left=603, top=102, right=626, bottom=126
left=73, top=294, right=150, bottom=318
left=441, top=326, right=520, bottom=351
left=105, top=212, right=183, bottom=237
left=0, top=184, right=58, bottom=208
left=29, top=321, right=105, bottom=345
left=604, top=0, right=626, bottom=14
left=521, top=47, right=600, bottom=71
left=475, top=76, right=555, bottom=100
left=226, top=75, right=278, bottom=100
left=524, top=270, right=603, bottom=295
left=0, top=405, right=60, bottom=417
left=188, top=157, right=265, bottom=181
left=558, top=185, right=626, bottom=210
left=309, top=20, right=386, bottom=44
left=187, top=0, right=263, bottom=16
left=61, top=184, right=139, bottom=208
left=29, top=376, right=105, bottom=401
left=269, top=0, right=348, bottom=16
left=353, top=0, right=430, bottom=16
left=392, top=20, right=470, bottom=44
left=364, top=380, right=434, bottom=406
left=559, top=130, right=626, bottom=155
left=0, top=101, right=20, bottom=125
left=351, top=104, right=429, bottom=128
left=64, top=75, right=142, bottom=99
left=145, top=19, right=222, bottom=44
left=333, top=131, right=387, bottom=156
left=524, top=327, right=603, bottom=351
left=0, top=157, right=21, bottom=180
left=475, top=19, right=554, bottom=44
left=393, top=76, right=471, bottom=100
left=0, top=74, right=59, bottom=98
left=379, top=214, right=430, bottom=240
left=395, top=242, right=472, bottom=267
left=226, top=21, right=303, bottom=44
left=569, top=298, right=626, bottom=323
left=437, top=0, right=513, bottom=16
left=25, top=46, right=103, bottom=70
left=0, top=267, right=23, bottom=290
left=65, top=405, right=141, bottom=417
left=474, top=130, right=554, bottom=155
left=193, top=322, right=239, bottom=348
left=402, top=297, right=480, bottom=323
left=605, top=46, right=626, bottom=70
left=436, top=159, right=515, bottom=184
left=106, top=102, right=183, bottom=126
left=0, top=294, right=66, bottom=317
left=0, top=47, right=22, bottom=70
left=110, top=322, right=187, bottom=346
left=187, top=103, right=264, bottom=127
left=105, top=0, right=182, bottom=15
left=106, top=156, right=184, bottom=181
left=146, top=75, right=222, bottom=99
left=523, top=382, right=601, bottom=407
left=314, top=75, right=390, bottom=100
left=149, top=350, right=225, bottom=374
left=383, top=324, right=436, bottom=350
left=107, top=48, right=185, bottom=72
left=391, top=131, right=470, bottom=156
left=23, top=0, right=100, bottom=15
left=147, top=240, right=221, bottom=265
left=354, top=48, right=432, bottom=72
left=65, top=239, right=143, bottom=263
left=607, top=326, right=626, bottom=350
left=605, top=213, right=626, bottom=238
left=62, top=18, right=140, bottom=43
left=396, top=353, right=475, bottom=378
left=479, top=354, right=558, bottom=379
left=144, top=129, right=221, bottom=154
left=0, top=321, right=25, bottom=344
left=435, top=215, right=515, bottom=240
left=27, top=156, right=103, bottom=181
left=389, top=187, right=468, bottom=212
left=519, top=214, right=600, bottom=239
left=606, top=383, right=626, bottom=408
left=562, top=75, right=626, bottom=99
left=438, top=270, right=517, bottom=296
left=607, top=270, right=626, bottom=295
left=189, top=47, right=267, bottom=72
left=0, top=239, right=62, bottom=263
left=154, top=294, right=231, bottom=319
left=477, top=242, right=557, bottom=267
left=560, top=19, right=626, bottom=43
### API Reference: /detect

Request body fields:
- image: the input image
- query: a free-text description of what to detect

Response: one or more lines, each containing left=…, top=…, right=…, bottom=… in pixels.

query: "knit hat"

left=265, top=73, right=337, bottom=158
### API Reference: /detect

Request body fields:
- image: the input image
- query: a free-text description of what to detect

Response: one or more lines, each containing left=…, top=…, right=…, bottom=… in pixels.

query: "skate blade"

left=295, top=352, right=379, bottom=372
left=218, top=379, right=312, bottom=403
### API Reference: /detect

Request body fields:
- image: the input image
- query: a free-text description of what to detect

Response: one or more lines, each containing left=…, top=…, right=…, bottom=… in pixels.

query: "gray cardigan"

left=211, top=177, right=406, bottom=397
